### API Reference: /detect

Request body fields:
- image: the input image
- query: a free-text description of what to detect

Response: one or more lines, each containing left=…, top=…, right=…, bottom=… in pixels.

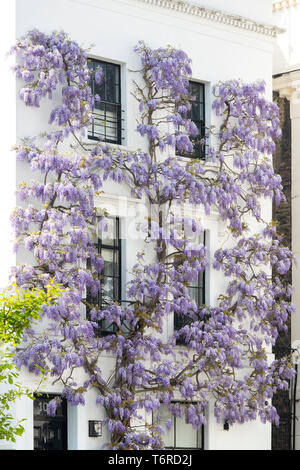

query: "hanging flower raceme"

left=9, top=29, right=102, bottom=138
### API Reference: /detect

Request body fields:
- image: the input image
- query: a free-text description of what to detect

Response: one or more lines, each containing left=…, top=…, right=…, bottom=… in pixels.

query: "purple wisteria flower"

left=8, top=30, right=295, bottom=449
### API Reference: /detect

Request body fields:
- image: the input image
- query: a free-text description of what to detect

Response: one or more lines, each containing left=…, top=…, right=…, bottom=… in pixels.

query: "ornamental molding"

left=94, top=193, right=146, bottom=216
left=93, top=193, right=221, bottom=223
left=273, top=70, right=300, bottom=102
left=134, top=0, right=284, bottom=37
left=273, top=0, right=300, bottom=12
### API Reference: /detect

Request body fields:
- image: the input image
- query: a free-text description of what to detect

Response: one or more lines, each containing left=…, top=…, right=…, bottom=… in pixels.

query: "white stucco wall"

left=0, top=0, right=277, bottom=450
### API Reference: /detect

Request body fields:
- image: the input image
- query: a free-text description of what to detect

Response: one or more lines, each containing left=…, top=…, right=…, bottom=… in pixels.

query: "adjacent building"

left=273, top=0, right=300, bottom=451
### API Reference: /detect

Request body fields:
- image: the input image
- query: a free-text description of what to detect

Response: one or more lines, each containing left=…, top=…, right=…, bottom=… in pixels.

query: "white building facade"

left=0, top=0, right=282, bottom=450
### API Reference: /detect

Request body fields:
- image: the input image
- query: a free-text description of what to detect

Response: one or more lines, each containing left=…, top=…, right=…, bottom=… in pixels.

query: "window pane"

left=102, top=277, right=114, bottom=300
left=105, top=103, right=118, bottom=142
left=102, top=250, right=115, bottom=276
left=95, top=82, right=105, bottom=105
left=197, top=427, right=203, bottom=448
left=191, top=102, right=204, bottom=122
left=100, top=217, right=118, bottom=246
left=115, top=83, right=120, bottom=104
left=106, top=63, right=119, bottom=103
left=190, top=82, right=203, bottom=102
left=92, top=106, right=106, bottom=139
left=102, top=255, right=119, bottom=300
left=89, top=226, right=98, bottom=245
left=191, top=102, right=199, bottom=122
left=188, top=285, right=199, bottom=303
left=154, top=406, right=175, bottom=448
left=176, top=413, right=198, bottom=448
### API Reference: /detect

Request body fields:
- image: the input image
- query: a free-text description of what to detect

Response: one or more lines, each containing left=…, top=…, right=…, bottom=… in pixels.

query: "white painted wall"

left=0, top=0, right=276, bottom=450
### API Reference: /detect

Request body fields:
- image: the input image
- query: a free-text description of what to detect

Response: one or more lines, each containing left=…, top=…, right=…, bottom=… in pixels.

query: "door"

left=33, top=394, right=67, bottom=450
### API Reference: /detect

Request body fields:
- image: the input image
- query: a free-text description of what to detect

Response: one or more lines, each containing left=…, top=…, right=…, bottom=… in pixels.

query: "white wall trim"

left=132, top=0, right=284, bottom=37
left=273, top=0, right=300, bottom=12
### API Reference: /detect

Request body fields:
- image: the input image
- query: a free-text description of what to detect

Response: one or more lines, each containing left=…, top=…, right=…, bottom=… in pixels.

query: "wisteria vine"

left=8, top=30, right=295, bottom=449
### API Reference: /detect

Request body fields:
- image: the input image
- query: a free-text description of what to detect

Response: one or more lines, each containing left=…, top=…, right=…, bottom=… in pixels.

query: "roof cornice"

left=273, top=70, right=300, bottom=101
left=135, top=0, right=284, bottom=37
left=273, top=0, right=300, bottom=12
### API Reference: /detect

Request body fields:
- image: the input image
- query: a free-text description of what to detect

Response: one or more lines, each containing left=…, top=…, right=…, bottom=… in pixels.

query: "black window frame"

left=153, top=402, right=204, bottom=450
left=174, top=231, right=206, bottom=345
left=88, top=58, right=123, bottom=145
left=178, top=80, right=206, bottom=159
left=86, top=216, right=122, bottom=336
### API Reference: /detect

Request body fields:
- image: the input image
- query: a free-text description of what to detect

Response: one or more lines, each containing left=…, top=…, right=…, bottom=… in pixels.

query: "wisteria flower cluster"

left=8, top=29, right=295, bottom=449
left=10, top=29, right=101, bottom=140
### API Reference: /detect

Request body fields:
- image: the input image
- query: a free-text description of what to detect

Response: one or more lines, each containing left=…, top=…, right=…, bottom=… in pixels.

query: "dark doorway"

left=33, top=394, right=67, bottom=450
left=271, top=92, right=292, bottom=450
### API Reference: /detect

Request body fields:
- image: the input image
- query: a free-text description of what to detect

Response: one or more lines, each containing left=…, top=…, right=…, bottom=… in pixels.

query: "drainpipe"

left=291, top=342, right=300, bottom=450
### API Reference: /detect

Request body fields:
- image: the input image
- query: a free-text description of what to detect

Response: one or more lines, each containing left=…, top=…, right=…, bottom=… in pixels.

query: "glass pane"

left=176, top=413, right=198, bottom=448
left=188, top=286, right=199, bottom=304
left=34, top=397, right=64, bottom=417
left=190, top=82, right=203, bottom=102
left=154, top=406, right=175, bottom=448
left=191, top=102, right=200, bottom=122
left=34, top=421, right=66, bottom=450
left=102, top=250, right=117, bottom=276
left=100, top=218, right=117, bottom=246
left=174, top=312, right=191, bottom=332
left=106, top=63, right=118, bottom=103
left=95, top=81, right=105, bottom=104
left=92, top=106, right=106, bottom=138
left=199, top=106, right=204, bottom=122
left=195, top=122, right=204, bottom=137
left=102, top=277, right=119, bottom=302
left=105, top=104, right=118, bottom=142
left=191, top=104, right=204, bottom=124
left=115, top=83, right=120, bottom=104
left=89, top=226, right=98, bottom=245
left=101, top=318, right=115, bottom=333
left=197, top=427, right=203, bottom=448
left=102, top=276, right=114, bottom=299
